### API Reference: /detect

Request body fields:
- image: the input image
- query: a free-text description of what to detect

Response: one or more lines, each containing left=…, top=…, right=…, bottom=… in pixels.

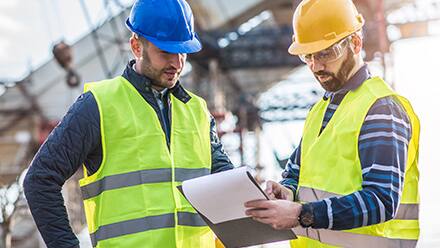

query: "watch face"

left=299, top=206, right=314, bottom=227
left=301, top=212, right=314, bottom=227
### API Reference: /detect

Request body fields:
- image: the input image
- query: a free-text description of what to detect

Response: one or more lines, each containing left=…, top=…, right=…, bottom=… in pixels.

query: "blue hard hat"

left=126, top=0, right=202, bottom=54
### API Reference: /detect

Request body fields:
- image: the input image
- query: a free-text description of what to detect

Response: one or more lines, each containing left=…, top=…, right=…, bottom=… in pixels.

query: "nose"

left=309, top=57, right=325, bottom=73
left=169, top=53, right=185, bottom=70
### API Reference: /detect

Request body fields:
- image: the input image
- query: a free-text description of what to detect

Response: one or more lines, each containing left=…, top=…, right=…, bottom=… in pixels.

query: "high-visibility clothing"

left=291, top=77, right=420, bottom=248
left=79, top=76, right=214, bottom=247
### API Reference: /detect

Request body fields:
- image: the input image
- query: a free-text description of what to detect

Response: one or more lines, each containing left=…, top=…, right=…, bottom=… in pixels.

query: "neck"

left=133, top=60, right=167, bottom=91
left=134, top=60, right=142, bottom=74
left=151, top=84, right=166, bottom=92
left=346, top=55, right=364, bottom=81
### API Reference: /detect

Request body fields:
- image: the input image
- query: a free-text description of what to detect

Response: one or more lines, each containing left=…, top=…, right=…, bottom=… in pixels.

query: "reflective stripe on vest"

left=292, top=227, right=417, bottom=248
left=81, top=168, right=210, bottom=199
left=90, top=212, right=206, bottom=247
left=297, top=187, right=419, bottom=220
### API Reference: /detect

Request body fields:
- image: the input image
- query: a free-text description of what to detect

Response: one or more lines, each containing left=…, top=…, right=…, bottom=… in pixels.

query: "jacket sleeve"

left=280, top=139, right=302, bottom=197
left=23, top=92, right=101, bottom=248
left=209, top=115, right=235, bottom=173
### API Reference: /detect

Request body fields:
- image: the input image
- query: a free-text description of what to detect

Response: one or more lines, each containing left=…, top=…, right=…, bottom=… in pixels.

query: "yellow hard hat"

left=288, top=0, right=364, bottom=55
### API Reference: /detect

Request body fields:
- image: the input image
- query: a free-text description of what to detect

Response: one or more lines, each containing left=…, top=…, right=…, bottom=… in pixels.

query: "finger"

left=269, top=180, right=283, bottom=193
left=244, top=199, right=270, bottom=208
left=267, top=192, right=276, bottom=200
left=265, top=181, right=274, bottom=195
left=272, top=224, right=285, bottom=230
left=270, top=182, right=285, bottom=199
left=245, top=209, right=273, bottom=218
left=252, top=217, right=273, bottom=225
left=282, top=190, right=294, bottom=201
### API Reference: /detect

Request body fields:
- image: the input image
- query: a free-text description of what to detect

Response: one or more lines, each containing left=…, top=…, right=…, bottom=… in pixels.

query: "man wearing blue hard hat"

left=24, top=0, right=234, bottom=247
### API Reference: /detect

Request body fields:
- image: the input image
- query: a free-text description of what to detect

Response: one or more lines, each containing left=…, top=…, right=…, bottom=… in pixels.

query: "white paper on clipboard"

left=181, top=167, right=268, bottom=224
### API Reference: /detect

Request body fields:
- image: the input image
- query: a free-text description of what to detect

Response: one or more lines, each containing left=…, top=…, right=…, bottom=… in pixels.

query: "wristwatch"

left=298, top=203, right=314, bottom=228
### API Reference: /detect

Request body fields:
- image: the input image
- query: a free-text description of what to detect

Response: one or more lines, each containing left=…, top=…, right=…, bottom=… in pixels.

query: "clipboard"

left=177, top=167, right=296, bottom=248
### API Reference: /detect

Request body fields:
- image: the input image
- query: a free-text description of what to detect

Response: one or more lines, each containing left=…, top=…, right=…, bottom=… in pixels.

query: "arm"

left=23, top=92, right=101, bottom=248
left=209, top=115, right=235, bottom=173
left=307, top=96, right=411, bottom=229
left=279, top=140, right=302, bottom=197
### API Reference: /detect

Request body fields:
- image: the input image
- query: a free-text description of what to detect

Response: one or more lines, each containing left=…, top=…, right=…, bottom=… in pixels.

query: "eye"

left=316, top=49, right=333, bottom=60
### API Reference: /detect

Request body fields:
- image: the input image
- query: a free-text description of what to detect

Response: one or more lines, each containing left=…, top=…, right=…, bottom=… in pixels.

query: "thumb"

left=265, top=181, right=274, bottom=195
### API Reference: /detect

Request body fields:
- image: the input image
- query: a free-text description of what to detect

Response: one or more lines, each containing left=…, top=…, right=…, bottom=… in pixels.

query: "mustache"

left=163, top=66, right=179, bottom=74
left=314, top=71, right=334, bottom=77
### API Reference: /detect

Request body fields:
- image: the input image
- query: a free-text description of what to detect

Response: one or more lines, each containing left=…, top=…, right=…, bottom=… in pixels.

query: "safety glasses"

left=299, top=37, right=350, bottom=64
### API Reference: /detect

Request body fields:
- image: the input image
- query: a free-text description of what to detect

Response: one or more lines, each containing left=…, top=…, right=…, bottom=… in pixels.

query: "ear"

left=351, top=34, right=363, bottom=54
left=130, top=35, right=142, bottom=59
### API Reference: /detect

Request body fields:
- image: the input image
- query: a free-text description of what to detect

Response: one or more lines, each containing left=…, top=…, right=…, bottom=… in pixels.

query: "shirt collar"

left=122, top=60, right=191, bottom=103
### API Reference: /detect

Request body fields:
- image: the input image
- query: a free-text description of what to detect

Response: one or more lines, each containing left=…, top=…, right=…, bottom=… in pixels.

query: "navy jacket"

left=23, top=61, right=234, bottom=248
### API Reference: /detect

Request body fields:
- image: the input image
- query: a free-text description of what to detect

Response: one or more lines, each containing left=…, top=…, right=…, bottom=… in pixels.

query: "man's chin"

left=162, top=75, right=179, bottom=85
left=322, top=80, right=345, bottom=92
left=319, top=79, right=332, bottom=90
left=161, top=79, right=178, bottom=89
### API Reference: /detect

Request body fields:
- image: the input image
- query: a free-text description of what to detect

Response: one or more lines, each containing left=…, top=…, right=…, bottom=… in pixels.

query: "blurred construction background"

left=0, top=0, right=439, bottom=247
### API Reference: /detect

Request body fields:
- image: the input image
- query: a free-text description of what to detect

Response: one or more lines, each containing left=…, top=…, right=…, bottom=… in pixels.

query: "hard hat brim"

left=126, top=19, right=202, bottom=54
left=148, top=34, right=202, bottom=54
left=288, top=38, right=339, bottom=56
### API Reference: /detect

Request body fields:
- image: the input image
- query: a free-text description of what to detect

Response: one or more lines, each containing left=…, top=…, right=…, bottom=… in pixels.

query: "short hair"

left=131, top=32, right=149, bottom=47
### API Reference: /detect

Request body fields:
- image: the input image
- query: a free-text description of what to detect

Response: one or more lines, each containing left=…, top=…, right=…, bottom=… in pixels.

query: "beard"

left=139, top=51, right=181, bottom=90
left=143, top=64, right=180, bottom=89
left=314, top=49, right=356, bottom=92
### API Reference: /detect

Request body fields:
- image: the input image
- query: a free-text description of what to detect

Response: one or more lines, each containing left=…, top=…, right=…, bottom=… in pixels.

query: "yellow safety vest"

left=79, top=76, right=215, bottom=247
left=291, top=77, right=420, bottom=248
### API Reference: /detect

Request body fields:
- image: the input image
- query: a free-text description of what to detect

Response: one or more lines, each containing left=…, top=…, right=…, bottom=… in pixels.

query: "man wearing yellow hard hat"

left=245, top=0, right=420, bottom=247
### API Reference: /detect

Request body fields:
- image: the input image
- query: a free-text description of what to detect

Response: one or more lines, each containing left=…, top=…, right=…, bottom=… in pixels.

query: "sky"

left=0, top=0, right=134, bottom=81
